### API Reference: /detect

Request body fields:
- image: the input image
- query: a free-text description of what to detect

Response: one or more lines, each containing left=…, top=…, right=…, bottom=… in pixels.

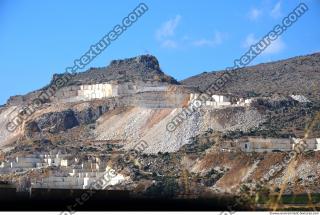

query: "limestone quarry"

left=0, top=53, right=320, bottom=208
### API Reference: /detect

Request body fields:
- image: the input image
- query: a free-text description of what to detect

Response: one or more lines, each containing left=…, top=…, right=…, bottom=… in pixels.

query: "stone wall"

left=10, top=156, right=41, bottom=168
left=239, top=137, right=320, bottom=153
left=32, top=167, right=126, bottom=189
left=32, top=176, right=85, bottom=189
left=240, top=138, right=292, bottom=153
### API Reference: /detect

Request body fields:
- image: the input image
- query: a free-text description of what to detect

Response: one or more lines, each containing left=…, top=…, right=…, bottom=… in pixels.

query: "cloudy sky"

left=0, top=0, right=319, bottom=104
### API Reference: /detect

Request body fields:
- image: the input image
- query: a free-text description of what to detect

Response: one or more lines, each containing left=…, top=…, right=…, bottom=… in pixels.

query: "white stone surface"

left=60, top=159, right=69, bottom=167
left=0, top=106, right=22, bottom=148
left=212, top=95, right=230, bottom=103
left=316, top=138, right=320, bottom=151
left=290, top=95, right=311, bottom=103
left=55, top=83, right=116, bottom=102
left=244, top=98, right=253, bottom=104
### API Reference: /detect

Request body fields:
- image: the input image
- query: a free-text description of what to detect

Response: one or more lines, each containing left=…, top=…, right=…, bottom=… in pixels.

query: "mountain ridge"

left=181, top=52, right=320, bottom=101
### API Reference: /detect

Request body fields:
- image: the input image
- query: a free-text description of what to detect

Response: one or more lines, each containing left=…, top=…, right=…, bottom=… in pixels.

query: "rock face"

left=181, top=52, right=320, bottom=101
left=109, top=54, right=161, bottom=71
left=34, top=109, right=80, bottom=133
left=26, top=104, right=111, bottom=134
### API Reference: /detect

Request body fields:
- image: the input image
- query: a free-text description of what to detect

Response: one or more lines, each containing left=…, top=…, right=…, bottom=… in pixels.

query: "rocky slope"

left=6, top=55, right=179, bottom=106
left=181, top=52, right=320, bottom=101
left=51, top=54, right=179, bottom=87
left=0, top=53, right=320, bottom=203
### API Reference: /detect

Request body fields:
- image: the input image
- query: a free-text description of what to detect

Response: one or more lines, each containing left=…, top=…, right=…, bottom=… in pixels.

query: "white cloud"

left=161, top=39, right=178, bottom=48
left=263, top=37, right=285, bottom=54
left=193, top=31, right=228, bottom=47
left=155, top=15, right=181, bottom=49
left=248, top=8, right=263, bottom=20
left=156, top=15, right=181, bottom=41
left=270, top=1, right=282, bottom=18
left=193, top=39, right=213, bottom=47
left=243, top=33, right=259, bottom=48
left=243, top=33, right=285, bottom=54
left=181, top=35, right=191, bottom=41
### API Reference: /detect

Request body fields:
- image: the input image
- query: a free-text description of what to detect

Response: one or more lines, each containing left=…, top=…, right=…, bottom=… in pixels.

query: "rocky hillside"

left=6, top=55, right=179, bottom=106
left=181, top=52, right=320, bottom=101
left=51, top=54, right=179, bottom=87
left=1, top=53, right=320, bottom=202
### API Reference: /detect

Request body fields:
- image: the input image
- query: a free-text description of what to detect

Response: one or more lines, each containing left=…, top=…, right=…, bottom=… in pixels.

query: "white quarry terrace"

left=241, top=137, right=320, bottom=153
left=188, top=93, right=312, bottom=108
left=53, top=81, right=173, bottom=103
left=221, top=137, right=320, bottom=153
left=0, top=153, right=127, bottom=190
left=52, top=79, right=257, bottom=108
left=188, top=93, right=253, bottom=107
left=54, top=81, right=256, bottom=109
left=290, top=94, right=311, bottom=103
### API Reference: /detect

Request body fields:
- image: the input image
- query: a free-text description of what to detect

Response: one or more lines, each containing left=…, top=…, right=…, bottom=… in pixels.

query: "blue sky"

left=0, top=0, right=319, bottom=105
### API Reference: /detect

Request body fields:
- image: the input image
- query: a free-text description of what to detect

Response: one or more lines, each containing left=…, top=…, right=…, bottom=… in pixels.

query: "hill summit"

left=53, top=54, right=179, bottom=87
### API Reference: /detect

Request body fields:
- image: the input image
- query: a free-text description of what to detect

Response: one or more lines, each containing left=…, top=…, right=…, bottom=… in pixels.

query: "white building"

left=212, top=95, right=230, bottom=103
left=211, top=95, right=231, bottom=106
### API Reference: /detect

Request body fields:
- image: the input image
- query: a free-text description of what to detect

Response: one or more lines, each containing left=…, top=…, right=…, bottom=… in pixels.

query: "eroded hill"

left=0, top=54, right=319, bottom=206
